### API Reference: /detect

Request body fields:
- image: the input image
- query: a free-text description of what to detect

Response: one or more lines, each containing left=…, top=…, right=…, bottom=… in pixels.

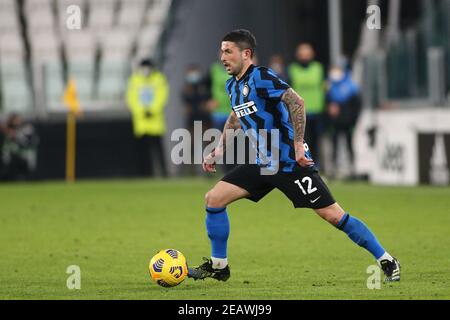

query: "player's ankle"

left=377, top=251, right=394, bottom=263
left=211, top=257, right=228, bottom=269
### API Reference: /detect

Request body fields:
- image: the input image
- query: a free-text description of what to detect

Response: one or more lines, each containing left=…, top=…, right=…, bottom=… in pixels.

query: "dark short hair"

left=140, top=58, right=154, bottom=67
left=222, top=29, right=257, bottom=58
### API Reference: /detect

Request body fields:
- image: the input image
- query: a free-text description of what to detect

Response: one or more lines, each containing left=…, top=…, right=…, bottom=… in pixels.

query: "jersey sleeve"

left=254, top=67, right=290, bottom=100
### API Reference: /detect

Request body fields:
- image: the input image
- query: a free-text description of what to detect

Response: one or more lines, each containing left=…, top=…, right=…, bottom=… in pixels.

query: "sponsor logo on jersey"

left=232, top=101, right=257, bottom=118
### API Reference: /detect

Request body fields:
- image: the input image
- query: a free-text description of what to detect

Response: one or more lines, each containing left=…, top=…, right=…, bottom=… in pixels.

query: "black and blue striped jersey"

left=225, top=64, right=313, bottom=173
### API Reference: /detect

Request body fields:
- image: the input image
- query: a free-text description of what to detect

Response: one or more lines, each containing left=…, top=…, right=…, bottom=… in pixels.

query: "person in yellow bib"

left=209, top=61, right=231, bottom=131
left=288, top=43, right=325, bottom=169
left=126, top=59, right=169, bottom=177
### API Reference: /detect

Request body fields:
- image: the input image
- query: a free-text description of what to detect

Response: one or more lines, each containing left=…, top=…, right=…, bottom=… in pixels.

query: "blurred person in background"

left=208, top=60, right=230, bottom=131
left=269, top=54, right=288, bottom=81
left=0, top=113, right=39, bottom=181
left=126, top=59, right=169, bottom=177
left=288, top=43, right=325, bottom=169
left=326, top=63, right=361, bottom=179
left=181, top=64, right=212, bottom=176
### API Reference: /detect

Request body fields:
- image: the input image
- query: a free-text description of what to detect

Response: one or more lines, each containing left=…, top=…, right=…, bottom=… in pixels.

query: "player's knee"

left=315, top=206, right=344, bottom=226
left=205, top=190, right=226, bottom=208
left=315, top=203, right=345, bottom=226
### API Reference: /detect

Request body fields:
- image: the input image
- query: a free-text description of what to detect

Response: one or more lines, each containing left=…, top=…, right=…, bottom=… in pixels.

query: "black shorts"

left=221, top=164, right=335, bottom=209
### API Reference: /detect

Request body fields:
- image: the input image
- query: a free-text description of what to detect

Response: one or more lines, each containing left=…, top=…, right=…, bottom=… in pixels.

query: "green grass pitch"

left=1, top=178, right=449, bottom=299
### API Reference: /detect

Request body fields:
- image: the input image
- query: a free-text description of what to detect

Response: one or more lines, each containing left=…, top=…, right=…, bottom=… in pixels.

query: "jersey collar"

left=235, top=64, right=255, bottom=82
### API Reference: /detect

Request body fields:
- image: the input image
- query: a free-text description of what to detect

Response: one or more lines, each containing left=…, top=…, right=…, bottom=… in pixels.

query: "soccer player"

left=188, top=29, right=400, bottom=283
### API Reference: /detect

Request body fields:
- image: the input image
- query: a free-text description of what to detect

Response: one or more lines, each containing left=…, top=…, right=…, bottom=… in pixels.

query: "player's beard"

left=229, top=60, right=244, bottom=77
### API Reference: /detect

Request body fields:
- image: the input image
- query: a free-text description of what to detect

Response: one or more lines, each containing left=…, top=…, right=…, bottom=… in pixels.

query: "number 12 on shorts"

left=294, top=177, right=317, bottom=195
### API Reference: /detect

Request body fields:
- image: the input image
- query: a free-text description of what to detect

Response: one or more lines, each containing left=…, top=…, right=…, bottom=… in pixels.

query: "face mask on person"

left=329, top=68, right=345, bottom=82
left=186, top=71, right=201, bottom=84
left=298, top=59, right=312, bottom=68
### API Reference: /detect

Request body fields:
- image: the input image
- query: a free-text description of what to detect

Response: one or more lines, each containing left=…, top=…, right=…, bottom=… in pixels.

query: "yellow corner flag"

left=63, top=78, right=81, bottom=183
left=63, top=78, right=81, bottom=115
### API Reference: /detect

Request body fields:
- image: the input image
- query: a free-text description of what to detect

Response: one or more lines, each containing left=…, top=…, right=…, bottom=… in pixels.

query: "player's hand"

left=294, top=142, right=314, bottom=167
left=202, top=149, right=222, bottom=173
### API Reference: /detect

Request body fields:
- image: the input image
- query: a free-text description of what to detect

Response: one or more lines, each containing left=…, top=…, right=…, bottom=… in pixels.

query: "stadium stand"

left=0, top=0, right=172, bottom=115
left=0, top=0, right=33, bottom=113
left=64, top=31, right=96, bottom=103
left=117, top=0, right=147, bottom=31
left=97, top=28, right=133, bottom=102
left=88, top=0, right=117, bottom=37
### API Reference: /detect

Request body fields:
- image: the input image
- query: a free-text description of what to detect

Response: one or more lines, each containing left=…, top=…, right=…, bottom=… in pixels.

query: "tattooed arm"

left=216, top=111, right=241, bottom=155
left=281, top=88, right=314, bottom=167
left=203, top=111, right=241, bottom=173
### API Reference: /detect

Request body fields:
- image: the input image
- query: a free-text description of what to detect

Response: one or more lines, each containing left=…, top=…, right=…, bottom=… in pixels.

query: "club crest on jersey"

left=232, top=101, right=257, bottom=118
left=242, top=83, right=250, bottom=97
